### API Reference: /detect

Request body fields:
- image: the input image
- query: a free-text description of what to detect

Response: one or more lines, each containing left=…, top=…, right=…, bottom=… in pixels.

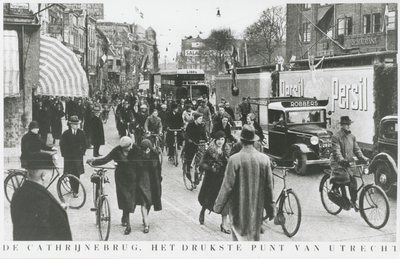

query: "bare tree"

left=244, top=6, right=286, bottom=65
left=203, top=28, right=236, bottom=74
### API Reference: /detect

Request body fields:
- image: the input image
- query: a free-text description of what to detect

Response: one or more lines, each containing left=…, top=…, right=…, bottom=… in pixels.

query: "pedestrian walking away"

left=90, top=106, right=105, bottom=157
left=214, top=125, right=275, bottom=241
left=11, top=152, right=72, bottom=241
left=198, top=131, right=231, bottom=234
left=60, top=116, right=87, bottom=197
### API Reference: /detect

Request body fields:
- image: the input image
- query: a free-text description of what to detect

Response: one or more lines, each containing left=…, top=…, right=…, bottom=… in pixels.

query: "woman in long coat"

left=137, top=139, right=162, bottom=234
left=87, top=136, right=140, bottom=235
left=50, top=102, right=64, bottom=144
left=198, top=131, right=231, bottom=234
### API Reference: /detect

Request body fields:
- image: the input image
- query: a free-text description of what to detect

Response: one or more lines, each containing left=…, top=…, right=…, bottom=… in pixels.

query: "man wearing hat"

left=60, top=115, right=87, bottom=196
left=90, top=106, right=105, bottom=157
left=214, top=125, right=275, bottom=241
left=196, top=98, right=211, bottom=136
left=330, top=116, right=370, bottom=211
left=166, top=103, right=184, bottom=159
left=21, top=121, right=57, bottom=169
left=11, top=152, right=72, bottom=240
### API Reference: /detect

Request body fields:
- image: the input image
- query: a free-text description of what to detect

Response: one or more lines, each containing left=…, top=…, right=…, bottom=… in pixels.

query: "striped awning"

left=3, top=30, right=20, bottom=98
left=38, top=35, right=88, bottom=97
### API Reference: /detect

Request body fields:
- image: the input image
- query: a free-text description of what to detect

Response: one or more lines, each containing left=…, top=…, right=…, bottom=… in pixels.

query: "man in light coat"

left=214, top=125, right=275, bottom=241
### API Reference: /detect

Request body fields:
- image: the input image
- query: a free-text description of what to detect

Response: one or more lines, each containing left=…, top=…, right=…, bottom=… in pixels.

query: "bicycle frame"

left=273, top=167, right=291, bottom=205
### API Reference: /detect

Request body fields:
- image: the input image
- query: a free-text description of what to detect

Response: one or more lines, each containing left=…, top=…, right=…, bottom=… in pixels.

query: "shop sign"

left=350, top=37, right=377, bottom=46
left=9, top=3, right=30, bottom=15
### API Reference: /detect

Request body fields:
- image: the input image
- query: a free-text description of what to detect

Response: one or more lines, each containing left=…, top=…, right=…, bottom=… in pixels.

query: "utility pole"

left=85, top=9, right=90, bottom=97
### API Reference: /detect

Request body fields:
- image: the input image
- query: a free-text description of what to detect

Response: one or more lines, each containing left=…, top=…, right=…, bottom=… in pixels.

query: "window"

left=363, top=14, right=371, bottom=34
left=372, top=13, right=380, bottom=33
left=304, top=4, right=311, bottom=9
left=303, top=22, right=311, bottom=42
left=387, top=11, right=396, bottom=30
left=337, top=17, right=352, bottom=35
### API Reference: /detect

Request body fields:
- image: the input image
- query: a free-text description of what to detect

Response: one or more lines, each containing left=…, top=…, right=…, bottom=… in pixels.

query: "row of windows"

left=301, top=11, right=396, bottom=42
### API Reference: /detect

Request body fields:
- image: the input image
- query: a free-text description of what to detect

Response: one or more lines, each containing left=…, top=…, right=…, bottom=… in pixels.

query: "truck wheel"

left=292, top=150, right=308, bottom=176
left=374, top=162, right=396, bottom=196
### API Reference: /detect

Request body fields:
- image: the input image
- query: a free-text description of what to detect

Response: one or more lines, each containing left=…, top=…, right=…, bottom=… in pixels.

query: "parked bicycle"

left=182, top=140, right=208, bottom=191
left=4, top=161, right=86, bottom=209
left=87, top=163, right=113, bottom=241
left=168, top=128, right=182, bottom=167
left=264, top=162, right=301, bottom=237
left=319, top=161, right=390, bottom=229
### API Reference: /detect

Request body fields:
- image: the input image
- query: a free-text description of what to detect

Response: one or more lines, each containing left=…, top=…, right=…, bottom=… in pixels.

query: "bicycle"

left=87, top=163, right=113, bottom=241
left=168, top=128, right=182, bottom=167
left=147, top=132, right=163, bottom=165
left=182, top=140, right=207, bottom=191
left=319, top=161, right=390, bottom=229
left=4, top=164, right=87, bottom=209
left=264, top=162, right=302, bottom=237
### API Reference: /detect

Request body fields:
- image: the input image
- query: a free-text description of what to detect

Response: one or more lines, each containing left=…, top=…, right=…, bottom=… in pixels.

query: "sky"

left=103, top=0, right=281, bottom=62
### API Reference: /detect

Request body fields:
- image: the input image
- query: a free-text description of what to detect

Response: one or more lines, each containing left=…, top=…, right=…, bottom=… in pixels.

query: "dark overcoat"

left=20, top=131, right=53, bottom=168
left=60, top=128, right=87, bottom=175
left=211, top=122, right=235, bottom=142
left=50, top=109, right=64, bottom=139
left=37, top=108, right=51, bottom=135
left=90, top=115, right=105, bottom=146
left=214, top=145, right=275, bottom=241
left=11, top=181, right=72, bottom=241
left=198, top=142, right=231, bottom=214
left=137, top=148, right=163, bottom=212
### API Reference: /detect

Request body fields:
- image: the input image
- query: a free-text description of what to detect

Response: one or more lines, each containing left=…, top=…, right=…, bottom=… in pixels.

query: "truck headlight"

left=310, top=136, right=319, bottom=145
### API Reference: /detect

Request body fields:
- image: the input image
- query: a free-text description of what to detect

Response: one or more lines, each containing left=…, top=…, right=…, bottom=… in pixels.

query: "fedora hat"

left=340, top=116, right=353, bottom=125
left=69, top=115, right=81, bottom=124
left=240, top=125, right=259, bottom=142
left=92, top=106, right=101, bottom=112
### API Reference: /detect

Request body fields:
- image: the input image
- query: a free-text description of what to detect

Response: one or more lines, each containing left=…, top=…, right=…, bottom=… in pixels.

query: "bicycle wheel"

left=182, top=164, right=193, bottom=191
left=157, top=147, right=163, bottom=166
left=360, top=185, right=390, bottom=229
left=4, top=171, right=26, bottom=203
left=57, top=174, right=87, bottom=209
left=320, top=173, right=342, bottom=215
left=98, top=196, right=111, bottom=241
left=279, top=190, right=302, bottom=237
left=174, top=143, right=179, bottom=167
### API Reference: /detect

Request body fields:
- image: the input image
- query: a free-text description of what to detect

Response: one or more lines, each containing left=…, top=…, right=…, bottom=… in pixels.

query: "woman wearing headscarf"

left=198, top=131, right=231, bottom=234
left=87, top=136, right=141, bottom=235
left=137, top=139, right=162, bottom=234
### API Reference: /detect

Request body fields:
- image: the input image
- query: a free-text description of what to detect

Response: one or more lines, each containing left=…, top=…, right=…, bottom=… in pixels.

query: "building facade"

left=286, top=3, right=397, bottom=69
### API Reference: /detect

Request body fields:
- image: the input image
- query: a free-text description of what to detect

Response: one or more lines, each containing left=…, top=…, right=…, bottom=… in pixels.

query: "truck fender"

left=369, top=152, right=398, bottom=176
left=289, top=143, right=313, bottom=155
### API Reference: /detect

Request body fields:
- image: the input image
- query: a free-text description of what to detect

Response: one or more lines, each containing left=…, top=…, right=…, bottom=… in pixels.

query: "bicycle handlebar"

left=168, top=128, right=182, bottom=132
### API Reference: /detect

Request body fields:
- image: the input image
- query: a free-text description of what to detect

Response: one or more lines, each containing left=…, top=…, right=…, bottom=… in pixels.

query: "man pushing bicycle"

left=330, top=116, right=370, bottom=212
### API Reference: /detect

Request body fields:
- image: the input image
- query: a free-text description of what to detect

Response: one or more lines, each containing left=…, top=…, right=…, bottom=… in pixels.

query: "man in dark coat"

left=90, top=106, right=105, bottom=157
left=224, top=102, right=235, bottom=121
left=238, top=97, right=252, bottom=126
left=37, top=105, right=51, bottom=144
left=211, top=115, right=236, bottom=143
left=65, top=97, right=78, bottom=120
left=60, top=116, right=87, bottom=195
left=166, top=103, right=184, bottom=158
left=83, top=100, right=93, bottom=148
left=11, top=152, right=72, bottom=240
left=330, top=116, right=369, bottom=211
left=20, top=121, right=57, bottom=169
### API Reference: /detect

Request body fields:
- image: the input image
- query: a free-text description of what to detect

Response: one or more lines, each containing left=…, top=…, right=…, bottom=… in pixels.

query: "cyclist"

left=182, top=104, right=194, bottom=130
left=330, top=116, right=370, bottom=212
left=134, top=104, right=149, bottom=144
left=144, top=109, right=163, bottom=148
left=21, top=121, right=57, bottom=169
left=117, top=100, right=134, bottom=138
left=166, top=103, right=184, bottom=161
left=184, top=112, right=207, bottom=184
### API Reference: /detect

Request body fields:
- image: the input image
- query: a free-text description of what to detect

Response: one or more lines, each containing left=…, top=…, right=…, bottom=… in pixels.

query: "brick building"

left=286, top=3, right=397, bottom=69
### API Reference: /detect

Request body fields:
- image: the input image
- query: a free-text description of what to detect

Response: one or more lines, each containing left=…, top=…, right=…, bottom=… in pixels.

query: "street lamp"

left=216, top=8, right=221, bottom=17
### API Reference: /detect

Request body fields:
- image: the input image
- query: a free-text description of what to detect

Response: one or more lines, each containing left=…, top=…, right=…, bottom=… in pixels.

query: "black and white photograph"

left=1, top=1, right=398, bottom=258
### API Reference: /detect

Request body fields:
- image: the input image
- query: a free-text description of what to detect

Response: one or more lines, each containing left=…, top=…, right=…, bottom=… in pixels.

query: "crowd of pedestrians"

left=13, top=90, right=279, bottom=242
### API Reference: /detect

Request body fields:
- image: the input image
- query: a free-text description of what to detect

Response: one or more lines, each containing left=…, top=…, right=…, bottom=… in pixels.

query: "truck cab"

left=251, top=97, right=332, bottom=175
left=370, top=115, right=398, bottom=196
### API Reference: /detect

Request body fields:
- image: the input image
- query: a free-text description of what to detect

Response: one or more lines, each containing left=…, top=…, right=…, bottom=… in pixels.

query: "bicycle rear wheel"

left=98, top=196, right=111, bottom=241
left=360, top=185, right=390, bottom=229
left=4, top=171, right=26, bottom=203
left=279, top=190, right=302, bottom=237
left=174, top=143, right=179, bottom=167
left=182, top=164, right=193, bottom=191
left=57, top=174, right=87, bottom=209
left=320, top=173, right=342, bottom=215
